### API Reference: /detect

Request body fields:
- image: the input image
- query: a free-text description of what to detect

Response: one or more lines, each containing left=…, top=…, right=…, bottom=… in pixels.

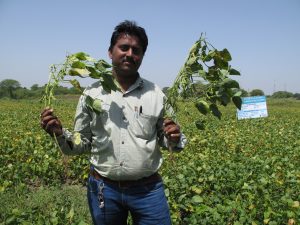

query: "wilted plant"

left=41, top=52, right=120, bottom=114
left=165, top=33, right=242, bottom=129
left=42, top=34, right=242, bottom=130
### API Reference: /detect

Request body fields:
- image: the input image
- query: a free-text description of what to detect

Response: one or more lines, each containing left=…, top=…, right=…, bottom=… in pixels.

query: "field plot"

left=0, top=98, right=299, bottom=224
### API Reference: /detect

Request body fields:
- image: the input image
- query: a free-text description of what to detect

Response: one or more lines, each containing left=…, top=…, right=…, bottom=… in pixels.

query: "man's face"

left=109, top=33, right=144, bottom=76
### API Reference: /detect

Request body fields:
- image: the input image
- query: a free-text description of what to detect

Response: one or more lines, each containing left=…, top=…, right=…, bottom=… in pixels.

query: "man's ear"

left=108, top=50, right=112, bottom=59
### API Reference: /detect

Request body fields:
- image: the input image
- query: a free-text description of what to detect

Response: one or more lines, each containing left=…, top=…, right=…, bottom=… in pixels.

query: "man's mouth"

left=123, top=58, right=135, bottom=65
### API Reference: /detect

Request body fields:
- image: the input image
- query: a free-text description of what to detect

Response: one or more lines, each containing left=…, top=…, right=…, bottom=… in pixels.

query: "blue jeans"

left=87, top=175, right=172, bottom=225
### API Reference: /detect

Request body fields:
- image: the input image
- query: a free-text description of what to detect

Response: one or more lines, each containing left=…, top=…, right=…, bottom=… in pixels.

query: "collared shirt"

left=57, top=76, right=187, bottom=181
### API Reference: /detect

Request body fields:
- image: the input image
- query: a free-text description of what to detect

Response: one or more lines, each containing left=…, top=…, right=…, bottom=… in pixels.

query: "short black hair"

left=109, top=20, right=148, bottom=54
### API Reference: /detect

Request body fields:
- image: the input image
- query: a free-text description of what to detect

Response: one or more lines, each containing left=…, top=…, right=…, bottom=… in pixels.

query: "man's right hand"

left=40, top=107, right=63, bottom=137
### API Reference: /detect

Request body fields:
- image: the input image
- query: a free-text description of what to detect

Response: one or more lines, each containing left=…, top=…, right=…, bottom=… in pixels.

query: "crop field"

left=0, top=98, right=299, bottom=224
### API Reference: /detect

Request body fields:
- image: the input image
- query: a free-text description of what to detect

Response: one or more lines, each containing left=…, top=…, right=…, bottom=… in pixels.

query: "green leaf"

left=92, top=99, right=102, bottom=114
left=101, top=72, right=119, bottom=93
left=198, top=69, right=207, bottom=78
left=222, top=78, right=240, bottom=89
left=86, top=66, right=101, bottom=79
left=195, top=120, right=205, bottom=130
left=68, top=68, right=90, bottom=77
left=208, top=50, right=216, bottom=58
left=210, top=104, right=222, bottom=119
left=69, top=79, right=82, bottom=92
left=5, top=216, right=16, bottom=224
left=229, top=68, right=241, bottom=75
left=207, top=67, right=218, bottom=81
left=73, top=52, right=88, bottom=60
left=232, top=96, right=242, bottom=110
left=233, top=90, right=242, bottom=97
left=85, top=95, right=94, bottom=110
left=192, top=195, right=203, bottom=203
left=85, top=95, right=102, bottom=114
left=66, top=205, right=74, bottom=220
left=220, top=48, right=232, bottom=62
left=164, top=188, right=170, bottom=197
left=178, top=194, right=187, bottom=202
left=189, top=40, right=201, bottom=56
left=71, top=61, right=86, bottom=69
left=186, top=55, right=198, bottom=66
left=95, top=59, right=112, bottom=71
left=203, top=54, right=213, bottom=62
left=214, top=57, right=228, bottom=69
left=220, top=92, right=230, bottom=106
left=177, top=174, right=184, bottom=180
left=190, top=63, right=203, bottom=74
left=195, top=100, right=209, bottom=115
left=202, top=50, right=215, bottom=62
left=220, top=69, right=229, bottom=77
left=68, top=69, right=79, bottom=76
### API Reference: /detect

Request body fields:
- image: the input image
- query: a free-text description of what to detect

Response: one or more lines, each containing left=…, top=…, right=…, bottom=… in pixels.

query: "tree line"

left=0, top=79, right=82, bottom=99
left=162, top=82, right=300, bottom=100
left=0, top=79, right=299, bottom=100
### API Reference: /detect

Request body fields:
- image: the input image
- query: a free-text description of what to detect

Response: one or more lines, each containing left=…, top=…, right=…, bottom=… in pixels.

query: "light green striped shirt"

left=57, top=76, right=187, bottom=180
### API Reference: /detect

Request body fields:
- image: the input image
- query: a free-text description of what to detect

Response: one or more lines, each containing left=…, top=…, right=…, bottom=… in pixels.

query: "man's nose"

left=125, top=48, right=133, bottom=57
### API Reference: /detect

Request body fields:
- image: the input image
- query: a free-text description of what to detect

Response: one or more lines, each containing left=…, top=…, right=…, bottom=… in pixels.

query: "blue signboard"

left=237, top=96, right=268, bottom=120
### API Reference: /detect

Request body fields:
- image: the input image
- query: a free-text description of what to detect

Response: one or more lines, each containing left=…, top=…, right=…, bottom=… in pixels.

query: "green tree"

left=272, top=91, right=293, bottom=98
left=240, top=89, right=249, bottom=97
left=31, top=84, right=39, bottom=91
left=294, top=93, right=300, bottom=100
left=14, top=87, right=31, bottom=99
left=54, top=86, right=70, bottom=95
left=0, top=79, right=21, bottom=99
left=250, top=89, right=264, bottom=96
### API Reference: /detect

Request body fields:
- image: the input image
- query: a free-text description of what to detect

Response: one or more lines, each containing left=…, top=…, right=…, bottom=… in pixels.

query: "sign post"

left=237, top=96, right=268, bottom=120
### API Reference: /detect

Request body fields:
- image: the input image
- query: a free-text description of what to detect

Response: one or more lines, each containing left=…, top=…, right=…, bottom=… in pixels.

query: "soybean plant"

left=165, top=33, right=242, bottom=130
left=41, top=52, right=120, bottom=113
left=42, top=34, right=242, bottom=130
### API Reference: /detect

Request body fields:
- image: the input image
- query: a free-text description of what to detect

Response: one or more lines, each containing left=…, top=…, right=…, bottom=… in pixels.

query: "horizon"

left=1, top=0, right=299, bottom=95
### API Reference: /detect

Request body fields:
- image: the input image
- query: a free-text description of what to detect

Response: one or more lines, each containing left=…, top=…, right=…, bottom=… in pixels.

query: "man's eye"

left=119, top=45, right=142, bottom=55
left=132, top=48, right=142, bottom=55
left=120, top=45, right=129, bottom=51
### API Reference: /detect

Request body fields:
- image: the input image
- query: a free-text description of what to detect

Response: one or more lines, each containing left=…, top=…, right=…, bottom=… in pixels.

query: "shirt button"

left=122, top=141, right=124, bottom=144
left=120, top=162, right=124, bottom=166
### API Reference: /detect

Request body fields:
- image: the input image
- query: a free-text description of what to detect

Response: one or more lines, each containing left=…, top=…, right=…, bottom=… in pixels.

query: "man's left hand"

left=163, top=118, right=181, bottom=144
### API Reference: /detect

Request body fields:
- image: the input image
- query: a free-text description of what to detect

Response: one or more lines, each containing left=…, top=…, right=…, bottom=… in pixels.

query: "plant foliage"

left=165, top=34, right=242, bottom=129
left=1, top=99, right=300, bottom=224
left=41, top=35, right=242, bottom=129
left=41, top=52, right=120, bottom=113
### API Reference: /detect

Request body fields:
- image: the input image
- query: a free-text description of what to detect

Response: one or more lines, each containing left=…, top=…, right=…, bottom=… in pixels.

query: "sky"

left=0, top=0, right=299, bottom=95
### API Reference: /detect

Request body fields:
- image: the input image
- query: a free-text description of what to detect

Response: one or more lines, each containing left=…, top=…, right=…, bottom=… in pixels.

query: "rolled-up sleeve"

left=156, top=101, right=187, bottom=152
left=55, top=95, right=92, bottom=155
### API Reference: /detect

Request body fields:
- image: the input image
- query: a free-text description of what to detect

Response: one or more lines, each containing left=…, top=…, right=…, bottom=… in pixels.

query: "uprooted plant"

left=164, top=33, right=242, bottom=130
left=42, top=34, right=242, bottom=130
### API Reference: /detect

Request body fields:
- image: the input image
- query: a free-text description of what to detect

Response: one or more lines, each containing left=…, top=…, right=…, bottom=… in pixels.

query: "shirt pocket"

left=130, top=113, right=158, bottom=140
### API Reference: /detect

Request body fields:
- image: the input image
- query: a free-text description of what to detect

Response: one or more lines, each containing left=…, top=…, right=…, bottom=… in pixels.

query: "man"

left=41, top=20, right=187, bottom=225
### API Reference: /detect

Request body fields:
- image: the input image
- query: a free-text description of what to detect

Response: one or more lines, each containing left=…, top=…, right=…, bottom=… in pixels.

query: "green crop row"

left=0, top=98, right=299, bottom=224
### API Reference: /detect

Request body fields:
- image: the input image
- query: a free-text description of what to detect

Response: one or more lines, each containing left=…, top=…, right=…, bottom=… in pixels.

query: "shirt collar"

left=123, top=74, right=144, bottom=95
